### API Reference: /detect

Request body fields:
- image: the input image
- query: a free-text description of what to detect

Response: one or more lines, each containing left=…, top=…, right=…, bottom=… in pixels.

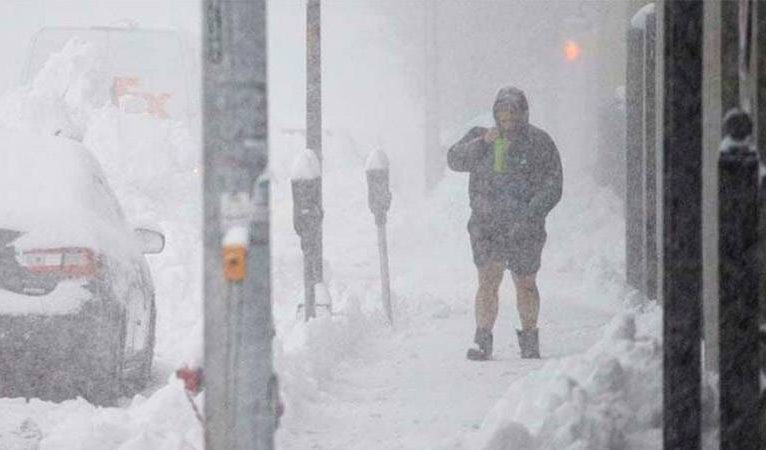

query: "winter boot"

left=466, top=328, right=493, bottom=361
left=516, top=328, right=540, bottom=359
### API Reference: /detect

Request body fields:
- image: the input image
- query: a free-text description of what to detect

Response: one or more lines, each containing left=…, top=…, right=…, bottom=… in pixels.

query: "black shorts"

left=468, top=216, right=547, bottom=275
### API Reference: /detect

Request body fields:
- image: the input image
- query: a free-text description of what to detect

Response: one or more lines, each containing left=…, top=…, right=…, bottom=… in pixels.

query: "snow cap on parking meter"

left=291, top=148, right=321, bottom=180
left=290, top=149, right=322, bottom=237
left=365, top=147, right=389, bottom=172
left=365, top=148, right=391, bottom=225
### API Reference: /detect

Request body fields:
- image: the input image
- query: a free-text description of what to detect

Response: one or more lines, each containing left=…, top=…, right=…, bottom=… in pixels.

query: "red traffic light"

left=564, top=40, right=582, bottom=62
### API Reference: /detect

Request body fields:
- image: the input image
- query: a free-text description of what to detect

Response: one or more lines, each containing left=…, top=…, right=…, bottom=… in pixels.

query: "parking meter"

left=365, top=149, right=391, bottom=227
left=291, top=149, right=323, bottom=320
left=366, top=149, right=393, bottom=324
left=291, top=177, right=323, bottom=242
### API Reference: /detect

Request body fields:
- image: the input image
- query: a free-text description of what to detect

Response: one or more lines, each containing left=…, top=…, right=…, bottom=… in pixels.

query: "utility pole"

left=305, top=0, right=323, bottom=320
left=203, top=1, right=276, bottom=449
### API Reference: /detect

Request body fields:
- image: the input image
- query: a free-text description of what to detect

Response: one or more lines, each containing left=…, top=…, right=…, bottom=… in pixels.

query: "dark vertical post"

left=306, top=0, right=322, bottom=320
left=719, top=109, right=760, bottom=450
left=203, top=0, right=275, bottom=448
left=662, top=1, right=703, bottom=448
left=643, top=11, right=658, bottom=301
left=626, top=25, right=645, bottom=291
left=757, top=0, right=766, bottom=163
left=754, top=0, right=766, bottom=438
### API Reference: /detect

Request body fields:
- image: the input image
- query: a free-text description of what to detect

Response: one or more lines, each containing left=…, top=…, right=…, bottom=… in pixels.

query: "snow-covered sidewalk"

left=277, top=293, right=617, bottom=449
left=272, top=126, right=629, bottom=448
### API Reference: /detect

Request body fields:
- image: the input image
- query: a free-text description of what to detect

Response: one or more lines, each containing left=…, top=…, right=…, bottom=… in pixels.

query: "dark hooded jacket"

left=447, top=87, right=563, bottom=231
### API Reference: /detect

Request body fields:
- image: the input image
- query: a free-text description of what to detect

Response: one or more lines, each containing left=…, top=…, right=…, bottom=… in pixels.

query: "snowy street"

left=0, top=41, right=638, bottom=445
left=0, top=1, right=716, bottom=449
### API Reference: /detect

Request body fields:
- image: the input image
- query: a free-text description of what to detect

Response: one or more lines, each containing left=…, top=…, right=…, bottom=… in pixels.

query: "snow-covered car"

left=0, top=130, right=165, bottom=405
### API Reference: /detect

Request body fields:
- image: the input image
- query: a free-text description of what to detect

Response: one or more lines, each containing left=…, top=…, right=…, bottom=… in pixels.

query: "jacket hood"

left=492, top=86, right=529, bottom=134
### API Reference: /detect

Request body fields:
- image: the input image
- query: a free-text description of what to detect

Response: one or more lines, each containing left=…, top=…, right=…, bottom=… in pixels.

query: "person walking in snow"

left=447, top=86, right=562, bottom=360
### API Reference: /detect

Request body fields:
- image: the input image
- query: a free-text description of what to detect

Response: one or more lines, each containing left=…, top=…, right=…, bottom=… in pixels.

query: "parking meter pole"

left=203, top=1, right=276, bottom=449
left=302, top=243, right=316, bottom=320
left=376, top=216, right=392, bottom=325
left=366, top=149, right=392, bottom=325
left=718, top=110, right=760, bottom=450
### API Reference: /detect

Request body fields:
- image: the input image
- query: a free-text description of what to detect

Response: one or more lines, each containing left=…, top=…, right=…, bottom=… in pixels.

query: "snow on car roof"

left=0, top=128, right=103, bottom=204
left=0, top=128, right=134, bottom=256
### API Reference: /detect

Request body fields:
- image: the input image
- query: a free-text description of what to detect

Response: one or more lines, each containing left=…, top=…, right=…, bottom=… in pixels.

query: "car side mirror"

left=134, top=228, right=165, bottom=254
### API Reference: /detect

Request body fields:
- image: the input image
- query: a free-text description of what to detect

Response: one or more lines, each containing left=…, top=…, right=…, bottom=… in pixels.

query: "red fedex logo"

left=112, top=76, right=171, bottom=119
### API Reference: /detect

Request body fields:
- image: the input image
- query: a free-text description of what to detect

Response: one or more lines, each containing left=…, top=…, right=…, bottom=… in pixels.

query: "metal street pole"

left=662, top=1, right=703, bottom=448
left=203, top=1, right=276, bottom=449
left=306, top=0, right=323, bottom=321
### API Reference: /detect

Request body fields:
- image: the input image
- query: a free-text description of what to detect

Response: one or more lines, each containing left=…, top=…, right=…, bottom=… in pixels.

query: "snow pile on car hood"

left=462, top=306, right=718, bottom=449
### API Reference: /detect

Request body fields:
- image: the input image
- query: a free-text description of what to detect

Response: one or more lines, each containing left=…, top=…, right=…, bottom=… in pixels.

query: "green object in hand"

left=494, top=136, right=508, bottom=173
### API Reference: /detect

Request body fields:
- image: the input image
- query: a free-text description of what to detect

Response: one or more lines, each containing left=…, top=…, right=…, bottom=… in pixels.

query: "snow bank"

left=275, top=286, right=392, bottom=421
left=0, top=378, right=202, bottom=449
left=464, top=306, right=718, bottom=449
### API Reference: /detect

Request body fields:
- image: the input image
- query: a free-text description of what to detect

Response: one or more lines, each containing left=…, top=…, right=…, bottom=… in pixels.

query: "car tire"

left=83, top=305, right=126, bottom=407
left=123, top=297, right=156, bottom=396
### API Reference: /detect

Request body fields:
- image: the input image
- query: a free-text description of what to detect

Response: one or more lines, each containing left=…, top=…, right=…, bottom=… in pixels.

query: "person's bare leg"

left=512, top=272, right=541, bottom=358
left=512, top=272, right=539, bottom=330
left=475, top=261, right=505, bottom=330
left=467, top=261, right=504, bottom=360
